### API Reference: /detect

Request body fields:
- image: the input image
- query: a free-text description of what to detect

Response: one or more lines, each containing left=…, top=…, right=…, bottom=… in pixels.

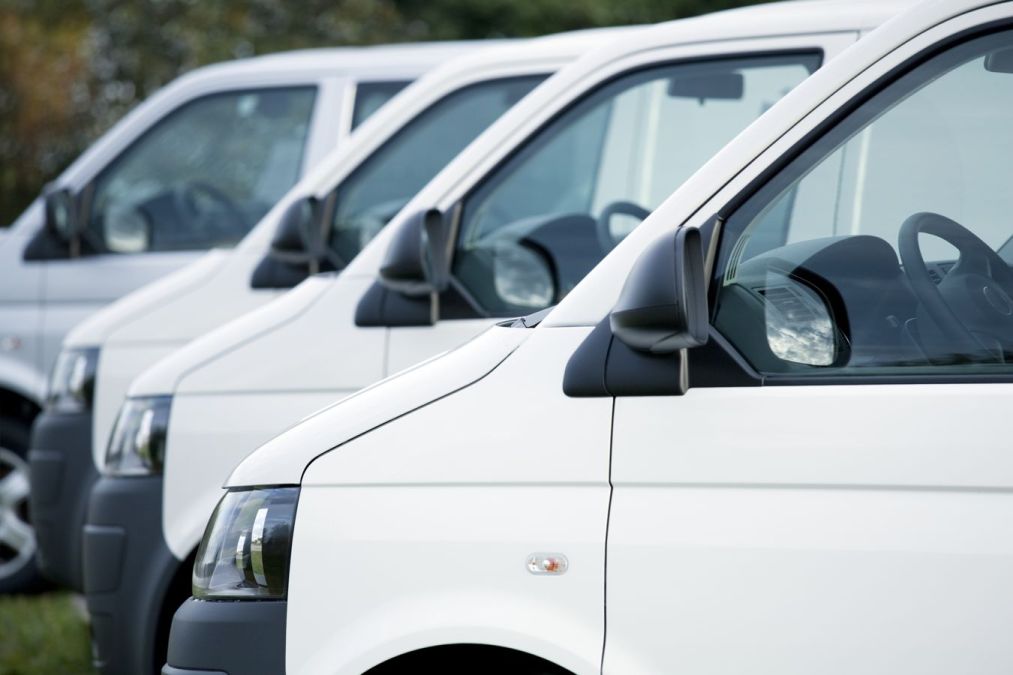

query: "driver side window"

left=453, top=54, right=819, bottom=316
left=88, top=86, right=316, bottom=254
left=714, top=30, right=1013, bottom=376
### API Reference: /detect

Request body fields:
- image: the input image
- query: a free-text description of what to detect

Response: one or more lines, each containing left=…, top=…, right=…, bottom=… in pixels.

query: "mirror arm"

left=422, top=208, right=450, bottom=292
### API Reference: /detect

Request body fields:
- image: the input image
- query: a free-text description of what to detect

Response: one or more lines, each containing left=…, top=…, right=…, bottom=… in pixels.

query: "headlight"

left=192, top=487, right=299, bottom=600
left=45, top=348, right=99, bottom=413
left=104, top=396, right=171, bottom=476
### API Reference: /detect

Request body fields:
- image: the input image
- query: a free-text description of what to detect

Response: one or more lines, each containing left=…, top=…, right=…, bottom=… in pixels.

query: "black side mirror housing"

left=379, top=208, right=447, bottom=296
left=610, top=226, right=709, bottom=354
left=43, top=187, right=80, bottom=240
left=272, top=197, right=320, bottom=259
left=24, top=187, right=83, bottom=261
left=250, top=196, right=331, bottom=290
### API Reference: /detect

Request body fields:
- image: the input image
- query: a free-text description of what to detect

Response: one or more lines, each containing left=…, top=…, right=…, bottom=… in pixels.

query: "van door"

left=388, top=46, right=829, bottom=375
left=605, top=25, right=1013, bottom=674
left=37, top=85, right=319, bottom=369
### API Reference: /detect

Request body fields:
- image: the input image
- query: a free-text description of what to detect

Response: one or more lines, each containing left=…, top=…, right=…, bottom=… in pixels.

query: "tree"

left=0, top=0, right=772, bottom=225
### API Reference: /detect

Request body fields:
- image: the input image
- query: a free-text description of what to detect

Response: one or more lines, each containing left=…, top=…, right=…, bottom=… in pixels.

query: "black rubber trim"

left=564, top=318, right=764, bottom=397
left=28, top=410, right=97, bottom=590
left=161, top=666, right=225, bottom=675
left=165, top=599, right=286, bottom=675
left=354, top=280, right=435, bottom=326
left=85, top=476, right=183, bottom=675
left=562, top=318, right=686, bottom=397
left=23, top=225, right=73, bottom=261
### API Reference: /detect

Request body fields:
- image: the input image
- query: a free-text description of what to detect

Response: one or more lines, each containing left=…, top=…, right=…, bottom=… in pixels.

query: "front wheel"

left=0, top=417, right=46, bottom=594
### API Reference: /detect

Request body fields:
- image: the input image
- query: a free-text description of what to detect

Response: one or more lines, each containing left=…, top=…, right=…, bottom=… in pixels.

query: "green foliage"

left=0, top=593, right=94, bottom=675
left=0, top=0, right=773, bottom=225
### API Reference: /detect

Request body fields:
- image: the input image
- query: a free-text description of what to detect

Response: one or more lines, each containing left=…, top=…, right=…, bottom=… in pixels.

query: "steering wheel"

left=172, top=181, right=247, bottom=240
left=596, top=201, right=651, bottom=254
left=898, top=211, right=1013, bottom=360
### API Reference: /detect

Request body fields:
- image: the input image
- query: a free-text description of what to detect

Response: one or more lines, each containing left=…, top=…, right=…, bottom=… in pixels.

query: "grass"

left=0, top=593, right=94, bottom=674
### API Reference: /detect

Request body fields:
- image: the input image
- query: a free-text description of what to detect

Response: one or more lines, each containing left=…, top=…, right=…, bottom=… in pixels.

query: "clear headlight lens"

left=45, top=348, right=99, bottom=413
left=104, top=396, right=171, bottom=476
left=192, top=487, right=299, bottom=600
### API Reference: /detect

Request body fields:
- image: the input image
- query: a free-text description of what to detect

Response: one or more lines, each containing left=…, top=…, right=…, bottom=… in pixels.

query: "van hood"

left=225, top=324, right=529, bottom=487
left=128, top=273, right=335, bottom=397
left=64, top=250, right=229, bottom=348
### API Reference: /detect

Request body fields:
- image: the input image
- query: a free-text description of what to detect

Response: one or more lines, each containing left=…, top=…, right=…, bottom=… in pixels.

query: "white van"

left=57, top=33, right=609, bottom=675
left=170, top=0, right=1013, bottom=673
left=1, top=42, right=469, bottom=592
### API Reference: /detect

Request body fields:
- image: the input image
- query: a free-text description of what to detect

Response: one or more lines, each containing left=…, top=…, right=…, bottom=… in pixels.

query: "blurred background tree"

left=0, top=0, right=771, bottom=225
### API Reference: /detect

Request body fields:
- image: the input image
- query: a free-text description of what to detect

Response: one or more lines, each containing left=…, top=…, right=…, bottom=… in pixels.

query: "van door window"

left=713, top=30, right=1013, bottom=377
left=88, top=86, right=316, bottom=254
left=329, top=76, right=545, bottom=263
left=452, top=53, right=821, bottom=316
left=351, top=81, right=411, bottom=129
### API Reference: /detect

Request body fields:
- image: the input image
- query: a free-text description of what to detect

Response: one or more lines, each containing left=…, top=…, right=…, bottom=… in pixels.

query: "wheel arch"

left=0, top=384, right=42, bottom=427
left=364, top=643, right=576, bottom=675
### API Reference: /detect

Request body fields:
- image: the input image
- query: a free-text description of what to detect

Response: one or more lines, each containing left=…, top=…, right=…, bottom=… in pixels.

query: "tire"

left=0, top=415, right=47, bottom=594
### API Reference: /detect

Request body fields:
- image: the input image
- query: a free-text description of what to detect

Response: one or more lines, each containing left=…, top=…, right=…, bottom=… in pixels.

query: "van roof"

left=588, top=0, right=920, bottom=63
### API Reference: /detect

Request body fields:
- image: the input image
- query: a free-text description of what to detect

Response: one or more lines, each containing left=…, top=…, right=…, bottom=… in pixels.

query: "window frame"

left=81, top=84, right=319, bottom=257
left=702, top=18, right=1013, bottom=388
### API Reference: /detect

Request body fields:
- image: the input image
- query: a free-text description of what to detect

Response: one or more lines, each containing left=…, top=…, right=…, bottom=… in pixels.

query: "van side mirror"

left=43, top=187, right=80, bottom=241
left=22, top=186, right=84, bottom=260
left=379, top=208, right=448, bottom=296
left=610, top=227, right=709, bottom=354
left=250, top=196, right=331, bottom=290
left=272, top=197, right=321, bottom=261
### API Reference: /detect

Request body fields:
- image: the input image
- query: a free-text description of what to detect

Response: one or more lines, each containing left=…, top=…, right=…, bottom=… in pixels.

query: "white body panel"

left=209, top=1, right=1013, bottom=673
left=0, top=44, right=464, bottom=416
left=604, top=384, right=1013, bottom=674
left=290, top=327, right=609, bottom=675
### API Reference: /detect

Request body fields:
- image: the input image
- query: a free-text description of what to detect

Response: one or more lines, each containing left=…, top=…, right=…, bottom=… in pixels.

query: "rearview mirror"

left=610, top=227, right=708, bottom=354
left=985, top=47, right=1013, bottom=74
left=668, top=72, right=744, bottom=101
left=379, top=208, right=448, bottom=296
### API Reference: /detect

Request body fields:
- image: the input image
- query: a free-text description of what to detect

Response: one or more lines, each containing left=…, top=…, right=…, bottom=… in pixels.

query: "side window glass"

left=351, top=80, right=411, bottom=129
left=453, top=54, right=820, bottom=316
left=329, top=76, right=545, bottom=263
left=89, top=87, right=317, bottom=254
left=714, top=32, right=1013, bottom=376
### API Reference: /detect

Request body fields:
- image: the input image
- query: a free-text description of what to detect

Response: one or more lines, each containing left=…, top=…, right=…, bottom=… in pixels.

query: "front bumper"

left=84, top=475, right=186, bottom=675
left=164, top=598, right=287, bottom=675
left=28, top=410, right=97, bottom=590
